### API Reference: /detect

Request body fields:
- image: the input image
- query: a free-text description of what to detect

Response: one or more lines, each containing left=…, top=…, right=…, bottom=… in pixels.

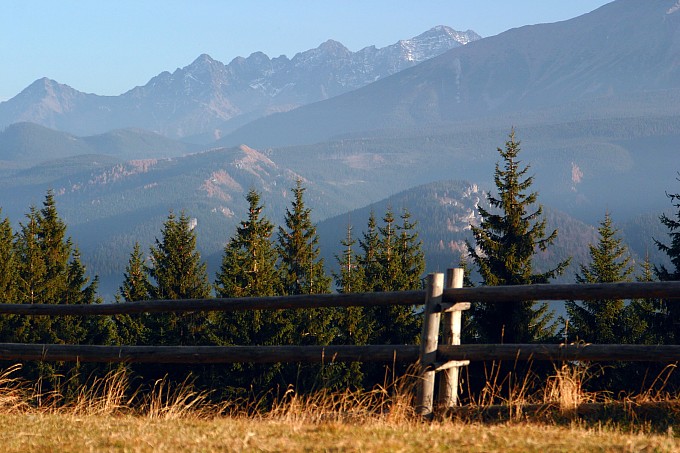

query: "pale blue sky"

left=2, top=0, right=611, bottom=101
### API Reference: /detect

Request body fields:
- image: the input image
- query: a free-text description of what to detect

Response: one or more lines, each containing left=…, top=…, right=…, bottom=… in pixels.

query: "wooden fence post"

left=416, top=272, right=443, bottom=418
left=438, top=268, right=469, bottom=410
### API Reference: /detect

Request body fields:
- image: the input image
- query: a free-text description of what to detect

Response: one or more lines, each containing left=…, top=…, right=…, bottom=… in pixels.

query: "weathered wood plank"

left=0, top=290, right=426, bottom=316
left=0, top=281, right=678, bottom=316
left=0, top=344, right=420, bottom=364
left=442, top=281, right=680, bottom=303
left=439, top=268, right=465, bottom=410
left=439, top=302, right=471, bottom=313
left=416, top=273, right=444, bottom=418
left=433, top=360, right=470, bottom=372
left=438, top=344, right=680, bottom=362
left=0, top=343, right=678, bottom=365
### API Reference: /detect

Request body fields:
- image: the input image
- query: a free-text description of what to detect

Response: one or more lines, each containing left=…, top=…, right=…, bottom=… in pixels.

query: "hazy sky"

left=2, top=0, right=612, bottom=101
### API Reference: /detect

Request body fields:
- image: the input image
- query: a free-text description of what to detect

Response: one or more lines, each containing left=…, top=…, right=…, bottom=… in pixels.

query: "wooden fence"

left=1, top=269, right=680, bottom=417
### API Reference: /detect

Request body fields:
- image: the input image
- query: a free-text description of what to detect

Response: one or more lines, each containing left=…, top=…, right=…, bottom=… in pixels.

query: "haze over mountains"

left=0, top=26, right=479, bottom=142
left=221, top=0, right=680, bottom=148
left=1, top=0, right=679, bottom=299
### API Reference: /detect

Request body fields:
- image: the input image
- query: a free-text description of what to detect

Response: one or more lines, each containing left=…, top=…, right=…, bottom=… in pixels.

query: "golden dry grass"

left=0, top=363, right=676, bottom=452
left=0, top=414, right=678, bottom=452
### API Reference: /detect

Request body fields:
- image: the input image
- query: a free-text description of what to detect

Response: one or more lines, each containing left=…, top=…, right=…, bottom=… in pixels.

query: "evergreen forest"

left=1, top=132, right=680, bottom=400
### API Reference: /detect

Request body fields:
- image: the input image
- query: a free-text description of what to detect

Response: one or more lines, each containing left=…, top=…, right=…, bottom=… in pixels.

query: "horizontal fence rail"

left=441, top=281, right=680, bottom=304
left=0, top=344, right=420, bottom=364
left=0, top=291, right=426, bottom=316
left=437, top=344, right=680, bottom=363
left=1, top=343, right=679, bottom=365
left=2, top=275, right=680, bottom=419
left=0, top=281, right=679, bottom=316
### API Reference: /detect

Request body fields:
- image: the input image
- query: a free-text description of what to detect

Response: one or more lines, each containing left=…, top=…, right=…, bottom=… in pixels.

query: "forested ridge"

left=1, top=132, right=680, bottom=399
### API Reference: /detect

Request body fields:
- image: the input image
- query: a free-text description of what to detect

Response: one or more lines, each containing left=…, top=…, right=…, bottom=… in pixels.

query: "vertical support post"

left=438, top=268, right=464, bottom=409
left=416, top=272, right=443, bottom=418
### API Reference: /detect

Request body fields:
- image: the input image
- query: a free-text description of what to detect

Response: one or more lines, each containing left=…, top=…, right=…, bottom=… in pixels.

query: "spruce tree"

left=214, top=190, right=287, bottom=391
left=654, top=188, right=680, bottom=343
left=333, top=222, right=371, bottom=386
left=15, top=208, right=47, bottom=306
left=13, top=192, right=100, bottom=344
left=334, top=222, right=364, bottom=295
left=277, top=179, right=332, bottom=297
left=216, top=190, right=281, bottom=300
left=11, top=192, right=103, bottom=391
left=630, top=254, right=664, bottom=345
left=0, top=210, right=17, bottom=341
left=119, top=242, right=151, bottom=303
left=466, top=130, right=569, bottom=343
left=0, top=211, right=17, bottom=302
left=357, top=212, right=382, bottom=293
left=215, top=190, right=283, bottom=346
left=277, top=180, right=333, bottom=344
left=147, top=211, right=212, bottom=346
left=37, top=190, right=71, bottom=304
left=395, top=209, right=425, bottom=291
left=367, top=208, right=425, bottom=345
left=114, top=242, right=150, bottom=345
left=565, top=213, right=634, bottom=344
left=277, top=180, right=335, bottom=390
left=566, top=213, right=646, bottom=393
left=149, top=212, right=211, bottom=301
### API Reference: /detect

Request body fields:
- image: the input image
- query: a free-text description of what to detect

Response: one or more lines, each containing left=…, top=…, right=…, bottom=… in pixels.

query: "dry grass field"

left=0, top=364, right=677, bottom=452
left=1, top=414, right=679, bottom=452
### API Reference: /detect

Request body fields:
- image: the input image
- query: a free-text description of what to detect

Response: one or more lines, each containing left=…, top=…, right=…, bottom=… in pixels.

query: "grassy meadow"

left=0, top=364, right=677, bottom=451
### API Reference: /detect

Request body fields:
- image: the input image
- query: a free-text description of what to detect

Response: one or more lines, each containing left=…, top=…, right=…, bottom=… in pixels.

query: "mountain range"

left=0, top=26, right=479, bottom=142
left=1, top=0, right=679, bottom=299
left=219, top=0, right=680, bottom=148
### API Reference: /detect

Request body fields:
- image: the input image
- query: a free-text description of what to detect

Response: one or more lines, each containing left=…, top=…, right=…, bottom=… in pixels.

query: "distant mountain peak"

left=23, top=77, right=68, bottom=95
left=0, top=25, right=480, bottom=139
left=419, top=25, right=481, bottom=44
left=191, top=53, right=218, bottom=65
left=319, top=39, right=349, bottom=52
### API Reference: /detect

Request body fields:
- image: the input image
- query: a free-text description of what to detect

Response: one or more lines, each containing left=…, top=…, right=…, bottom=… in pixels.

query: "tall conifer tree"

left=214, top=191, right=286, bottom=390
left=277, top=180, right=335, bottom=389
left=367, top=208, right=425, bottom=345
left=654, top=188, right=680, bottom=343
left=277, top=179, right=332, bottom=297
left=115, top=242, right=151, bottom=345
left=566, top=213, right=633, bottom=344
left=215, top=190, right=283, bottom=346
left=148, top=212, right=212, bottom=345
left=0, top=211, right=17, bottom=302
left=334, top=223, right=364, bottom=295
left=466, top=130, right=569, bottom=343
left=11, top=192, right=103, bottom=390
left=216, top=190, right=281, bottom=300
left=333, top=222, right=372, bottom=387
left=357, top=212, right=381, bottom=293
left=0, top=210, right=17, bottom=341
left=277, top=180, right=333, bottom=345
left=630, top=254, right=664, bottom=345
left=395, top=209, right=425, bottom=291
left=119, top=242, right=151, bottom=303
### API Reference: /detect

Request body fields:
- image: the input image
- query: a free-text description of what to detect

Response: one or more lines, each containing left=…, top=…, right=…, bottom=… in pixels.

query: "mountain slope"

left=316, top=180, right=599, bottom=283
left=220, top=0, right=680, bottom=148
left=0, top=26, right=479, bottom=140
left=0, top=122, right=200, bottom=164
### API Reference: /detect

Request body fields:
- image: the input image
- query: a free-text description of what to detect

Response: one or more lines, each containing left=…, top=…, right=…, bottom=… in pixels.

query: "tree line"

left=1, top=129, right=680, bottom=396
left=0, top=180, right=425, bottom=393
